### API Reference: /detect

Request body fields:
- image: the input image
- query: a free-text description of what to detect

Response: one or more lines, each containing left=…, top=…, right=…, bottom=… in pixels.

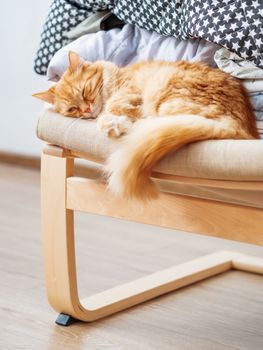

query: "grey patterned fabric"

left=34, top=0, right=263, bottom=75
left=34, top=0, right=93, bottom=75
left=181, top=0, right=263, bottom=69
left=34, top=0, right=115, bottom=75
left=113, top=0, right=184, bottom=38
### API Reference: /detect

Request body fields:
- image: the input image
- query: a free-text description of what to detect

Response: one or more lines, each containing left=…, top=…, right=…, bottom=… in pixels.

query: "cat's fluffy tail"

left=106, top=115, right=240, bottom=200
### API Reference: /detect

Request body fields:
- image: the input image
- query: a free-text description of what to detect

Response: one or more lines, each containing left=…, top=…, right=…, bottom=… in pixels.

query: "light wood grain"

left=43, top=153, right=259, bottom=322
left=80, top=251, right=237, bottom=312
left=67, top=176, right=263, bottom=245
left=42, top=150, right=263, bottom=325
left=233, top=254, right=263, bottom=274
left=41, top=153, right=79, bottom=315
left=152, top=172, right=263, bottom=190
left=1, top=163, right=263, bottom=350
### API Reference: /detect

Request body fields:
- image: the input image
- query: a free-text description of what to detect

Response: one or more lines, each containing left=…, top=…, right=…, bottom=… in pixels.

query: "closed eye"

left=68, top=106, right=77, bottom=113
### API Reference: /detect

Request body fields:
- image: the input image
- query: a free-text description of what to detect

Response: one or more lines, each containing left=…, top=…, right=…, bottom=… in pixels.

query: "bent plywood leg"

left=41, top=152, right=263, bottom=324
left=41, top=153, right=81, bottom=317
left=232, top=254, right=263, bottom=275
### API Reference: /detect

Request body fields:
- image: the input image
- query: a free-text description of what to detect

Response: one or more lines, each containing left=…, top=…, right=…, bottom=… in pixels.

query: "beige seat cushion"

left=37, top=107, right=263, bottom=181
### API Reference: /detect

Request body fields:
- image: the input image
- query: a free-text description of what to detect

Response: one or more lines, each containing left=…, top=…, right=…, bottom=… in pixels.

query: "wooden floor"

left=0, top=163, right=263, bottom=350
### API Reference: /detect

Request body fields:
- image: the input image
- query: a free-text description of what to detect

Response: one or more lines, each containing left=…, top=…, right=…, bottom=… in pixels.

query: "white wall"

left=0, top=1, right=52, bottom=156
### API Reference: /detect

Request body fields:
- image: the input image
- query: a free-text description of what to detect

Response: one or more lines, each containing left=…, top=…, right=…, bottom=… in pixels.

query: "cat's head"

left=33, top=51, right=105, bottom=119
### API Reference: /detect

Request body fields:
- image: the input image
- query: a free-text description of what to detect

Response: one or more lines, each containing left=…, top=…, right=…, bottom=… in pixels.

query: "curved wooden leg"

left=41, top=151, right=263, bottom=325
left=232, top=255, right=263, bottom=274
left=41, top=153, right=81, bottom=317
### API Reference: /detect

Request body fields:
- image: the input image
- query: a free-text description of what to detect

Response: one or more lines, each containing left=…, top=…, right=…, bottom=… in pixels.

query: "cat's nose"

left=85, top=105, right=90, bottom=113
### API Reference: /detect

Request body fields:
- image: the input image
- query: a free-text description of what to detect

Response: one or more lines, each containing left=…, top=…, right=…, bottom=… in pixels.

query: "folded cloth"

left=257, top=120, right=263, bottom=130
left=254, top=111, right=263, bottom=122
left=34, top=0, right=116, bottom=75
left=179, top=0, right=263, bottom=69
left=250, top=93, right=263, bottom=122
left=34, top=0, right=263, bottom=75
left=114, top=0, right=263, bottom=68
left=214, top=48, right=263, bottom=93
left=215, top=48, right=263, bottom=123
left=66, top=11, right=123, bottom=41
left=47, top=24, right=220, bottom=81
left=257, top=121, right=263, bottom=139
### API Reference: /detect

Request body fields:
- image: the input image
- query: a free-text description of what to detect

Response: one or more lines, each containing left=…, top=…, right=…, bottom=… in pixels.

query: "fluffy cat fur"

left=33, top=51, right=259, bottom=200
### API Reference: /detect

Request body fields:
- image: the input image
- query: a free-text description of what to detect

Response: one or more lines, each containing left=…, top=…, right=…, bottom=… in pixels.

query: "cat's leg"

left=97, top=90, right=143, bottom=138
left=97, top=113, right=133, bottom=138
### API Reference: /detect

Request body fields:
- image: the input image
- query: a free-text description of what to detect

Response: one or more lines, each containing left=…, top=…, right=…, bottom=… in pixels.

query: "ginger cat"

left=33, top=51, right=259, bottom=200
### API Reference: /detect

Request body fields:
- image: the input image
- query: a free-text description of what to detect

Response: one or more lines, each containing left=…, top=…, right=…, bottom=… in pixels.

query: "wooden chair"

left=41, top=138, right=263, bottom=326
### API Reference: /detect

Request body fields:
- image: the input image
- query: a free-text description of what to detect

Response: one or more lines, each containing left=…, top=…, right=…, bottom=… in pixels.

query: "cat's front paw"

left=97, top=114, right=133, bottom=138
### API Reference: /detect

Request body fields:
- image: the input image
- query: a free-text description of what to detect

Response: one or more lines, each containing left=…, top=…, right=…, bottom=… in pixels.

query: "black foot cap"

left=55, top=313, right=78, bottom=326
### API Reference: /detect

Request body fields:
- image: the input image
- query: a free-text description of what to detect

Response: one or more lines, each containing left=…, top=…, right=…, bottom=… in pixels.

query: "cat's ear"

left=32, top=86, right=55, bottom=104
left=68, top=51, right=86, bottom=72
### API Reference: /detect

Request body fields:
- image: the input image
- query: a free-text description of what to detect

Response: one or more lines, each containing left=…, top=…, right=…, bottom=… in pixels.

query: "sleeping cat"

left=33, top=51, right=259, bottom=200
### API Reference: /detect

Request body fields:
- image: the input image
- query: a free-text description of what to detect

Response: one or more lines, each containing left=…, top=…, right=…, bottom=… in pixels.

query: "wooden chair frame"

left=41, top=145, right=263, bottom=326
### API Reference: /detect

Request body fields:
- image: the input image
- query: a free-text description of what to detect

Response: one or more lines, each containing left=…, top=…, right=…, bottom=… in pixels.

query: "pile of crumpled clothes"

left=34, top=0, right=263, bottom=74
left=47, top=24, right=220, bottom=80
left=215, top=48, right=263, bottom=138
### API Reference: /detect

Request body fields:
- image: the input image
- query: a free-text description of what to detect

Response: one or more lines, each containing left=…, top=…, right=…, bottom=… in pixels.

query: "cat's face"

left=33, top=52, right=104, bottom=119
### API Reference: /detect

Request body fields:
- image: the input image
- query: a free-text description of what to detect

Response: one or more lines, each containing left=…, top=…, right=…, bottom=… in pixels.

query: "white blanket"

left=214, top=48, right=263, bottom=93
left=47, top=24, right=220, bottom=81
